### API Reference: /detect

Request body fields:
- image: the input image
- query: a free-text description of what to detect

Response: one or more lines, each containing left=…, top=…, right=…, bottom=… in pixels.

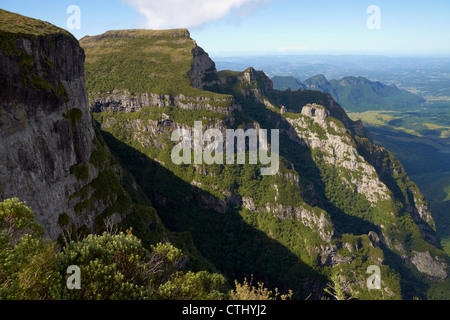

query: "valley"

left=348, top=107, right=450, bottom=257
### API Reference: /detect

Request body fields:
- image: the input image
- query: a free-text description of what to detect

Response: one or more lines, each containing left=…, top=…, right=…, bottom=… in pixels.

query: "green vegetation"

left=93, top=70, right=425, bottom=299
left=80, top=30, right=231, bottom=102
left=0, top=198, right=44, bottom=240
left=63, top=108, right=83, bottom=128
left=0, top=199, right=298, bottom=300
left=0, top=9, right=72, bottom=37
left=57, top=213, right=70, bottom=227
left=4, top=8, right=447, bottom=301
left=228, top=276, right=293, bottom=300
left=0, top=10, right=71, bottom=107
left=94, top=105, right=228, bottom=129
left=70, top=162, right=89, bottom=181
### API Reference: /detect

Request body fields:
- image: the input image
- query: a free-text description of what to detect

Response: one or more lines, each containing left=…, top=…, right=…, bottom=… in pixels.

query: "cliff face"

left=0, top=13, right=93, bottom=239
left=0, top=10, right=162, bottom=243
left=216, top=68, right=448, bottom=282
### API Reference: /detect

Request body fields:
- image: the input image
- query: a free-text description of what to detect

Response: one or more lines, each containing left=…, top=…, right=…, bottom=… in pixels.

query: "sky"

left=1, top=0, right=450, bottom=57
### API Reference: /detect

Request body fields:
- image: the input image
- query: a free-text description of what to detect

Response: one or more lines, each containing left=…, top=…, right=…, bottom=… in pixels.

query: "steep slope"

left=272, top=75, right=426, bottom=112
left=0, top=10, right=164, bottom=245
left=83, top=30, right=449, bottom=299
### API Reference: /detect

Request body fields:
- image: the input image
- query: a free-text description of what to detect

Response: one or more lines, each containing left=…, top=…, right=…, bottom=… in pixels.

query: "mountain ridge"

left=272, top=74, right=426, bottom=112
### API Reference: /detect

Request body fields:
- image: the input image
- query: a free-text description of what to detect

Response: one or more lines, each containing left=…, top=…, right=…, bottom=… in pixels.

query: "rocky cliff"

left=0, top=10, right=163, bottom=243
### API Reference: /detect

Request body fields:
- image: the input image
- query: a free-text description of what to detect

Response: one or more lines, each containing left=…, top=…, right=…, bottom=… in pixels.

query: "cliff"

left=0, top=10, right=163, bottom=244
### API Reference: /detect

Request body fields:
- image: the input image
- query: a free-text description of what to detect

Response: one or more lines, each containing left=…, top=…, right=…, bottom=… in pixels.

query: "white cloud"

left=121, top=0, right=273, bottom=29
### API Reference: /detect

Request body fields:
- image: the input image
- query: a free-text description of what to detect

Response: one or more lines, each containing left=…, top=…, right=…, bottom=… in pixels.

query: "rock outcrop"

left=89, top=90, right=239, bottom=115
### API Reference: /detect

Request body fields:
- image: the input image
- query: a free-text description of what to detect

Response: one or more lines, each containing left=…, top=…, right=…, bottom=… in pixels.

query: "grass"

left=349, top=109, right=450, bottom=141
left=348, top=111, right=402, bottom=126
left=80, top=29, right=232, bottom=102
left=217, top=70, right=245, bottom=77
left=0, top=9, right=72, bottom=37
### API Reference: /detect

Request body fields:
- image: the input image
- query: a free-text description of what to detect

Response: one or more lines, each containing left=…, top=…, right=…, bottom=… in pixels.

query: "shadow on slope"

left=100, top=129, right=327, bottom=299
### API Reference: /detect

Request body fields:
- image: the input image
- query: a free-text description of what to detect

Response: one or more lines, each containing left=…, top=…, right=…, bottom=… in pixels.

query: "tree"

left=0, top=198, right=43, bottom=242
left=0, top=198, right=229, bottom=300
left=0, top=199, right=57, bottom=300
left=323, top=270, right=356, bottom=300
left=229, top=276, right=292, bottom=300
left=154, top=271, right=227, bottom=300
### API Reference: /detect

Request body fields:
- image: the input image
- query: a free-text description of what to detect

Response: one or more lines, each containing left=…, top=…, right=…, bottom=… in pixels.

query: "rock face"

left=0, top=11, right=156, bottom=241
left=80, top=29, right=240, bottom=117
left=90, top=90, right=239, bottom=115
left=189, top=46, right=219, bottom=90
left=0, top=17, right=94, bottom=239
left=411, top=251, right=448, bottom=280
left=289, top=103, right=391, bottom=204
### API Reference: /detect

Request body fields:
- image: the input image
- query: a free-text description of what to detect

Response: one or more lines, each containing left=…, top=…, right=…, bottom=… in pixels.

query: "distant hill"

left=272, top=74, right=426, bottom=112
left=271, top=76, right=306, bottom=91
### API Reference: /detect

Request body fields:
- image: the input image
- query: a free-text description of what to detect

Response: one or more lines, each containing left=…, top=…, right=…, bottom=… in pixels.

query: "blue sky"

left=1, top=0, right=449, bottom=56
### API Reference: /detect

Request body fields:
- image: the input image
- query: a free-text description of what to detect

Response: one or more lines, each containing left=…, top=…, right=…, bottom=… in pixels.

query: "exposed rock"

left=0, top=24, right=98, bottom=238
left=411, top=251, right=448, bottom=280
left=368, top=231, right=380, bottom=245
left=90, top=90, right=239, bottom=115
left=189, top=46, right=219, bottom=90
left=287, top=106, right=391, bottom=204
left=319, top=244, right=354, bottom=266
left=301, top=103, right=330, bottom=120
left=263, top=202, right=334, bottom=243
left=0, top=13, right=149, bottom=241
left=242, top=197, right=256, bottom=211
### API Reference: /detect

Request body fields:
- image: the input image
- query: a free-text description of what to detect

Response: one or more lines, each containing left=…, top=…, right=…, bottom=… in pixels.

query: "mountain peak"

left=303, top=74, right=330, bottom=87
